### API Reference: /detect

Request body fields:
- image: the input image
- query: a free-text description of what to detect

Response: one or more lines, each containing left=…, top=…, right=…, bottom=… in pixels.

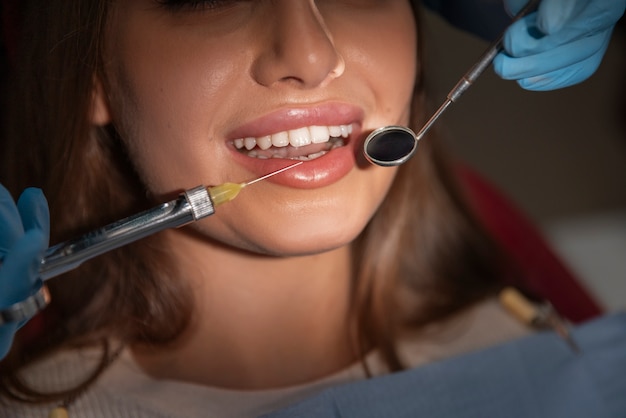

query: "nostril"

left=322, top=52, right=345, bottom=87
left=249, top=3, right=346, bottom=89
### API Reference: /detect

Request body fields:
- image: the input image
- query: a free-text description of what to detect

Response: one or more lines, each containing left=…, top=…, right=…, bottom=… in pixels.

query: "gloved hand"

left=0, top=185, right=49, bottom=359
left=493, top=0, right=626, bottom=91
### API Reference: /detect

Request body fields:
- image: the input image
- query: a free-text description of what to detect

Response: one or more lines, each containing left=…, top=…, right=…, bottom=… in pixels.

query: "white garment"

left=0, top=298, right=530, bottom=418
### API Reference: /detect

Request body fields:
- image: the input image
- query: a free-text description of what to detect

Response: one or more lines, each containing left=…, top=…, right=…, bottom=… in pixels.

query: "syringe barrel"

left=39, top=185, right=214, bottom=281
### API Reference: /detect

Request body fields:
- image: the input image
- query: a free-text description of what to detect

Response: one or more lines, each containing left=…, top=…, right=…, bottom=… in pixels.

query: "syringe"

left=39, top=161, right=303, bottom=281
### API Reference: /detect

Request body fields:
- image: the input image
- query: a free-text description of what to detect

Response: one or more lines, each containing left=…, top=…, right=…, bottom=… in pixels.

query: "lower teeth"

left=244, top=137, right=345, bottom=160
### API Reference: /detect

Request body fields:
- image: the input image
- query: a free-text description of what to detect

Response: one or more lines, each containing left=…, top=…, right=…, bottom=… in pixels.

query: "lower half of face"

left=102, top=0, right=417, bottom=256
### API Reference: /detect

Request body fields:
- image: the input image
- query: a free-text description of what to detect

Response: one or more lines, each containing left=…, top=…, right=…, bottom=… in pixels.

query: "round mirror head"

left=363, top=126, right=417, bottom=167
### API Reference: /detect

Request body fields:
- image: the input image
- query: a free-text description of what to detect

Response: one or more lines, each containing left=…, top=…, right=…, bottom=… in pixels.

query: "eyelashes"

left=154, top=0, right=388, bottom=16
left=155, top=0, right=237, bottom=12
left=155, top=0, right=385, bottom=13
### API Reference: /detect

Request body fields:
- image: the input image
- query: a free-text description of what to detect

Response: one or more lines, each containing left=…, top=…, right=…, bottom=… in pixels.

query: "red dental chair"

left=456, top=162, right=604, bottom=323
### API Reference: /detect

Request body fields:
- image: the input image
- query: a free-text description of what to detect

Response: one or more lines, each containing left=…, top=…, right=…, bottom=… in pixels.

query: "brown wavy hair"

left=0, top=0, right=511, bottom=404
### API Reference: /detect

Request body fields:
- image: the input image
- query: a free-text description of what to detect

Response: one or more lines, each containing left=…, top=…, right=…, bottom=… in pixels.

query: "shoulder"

left=397, top=296, right=533, bottom=368
left=0, top=348, right=172, bottom=418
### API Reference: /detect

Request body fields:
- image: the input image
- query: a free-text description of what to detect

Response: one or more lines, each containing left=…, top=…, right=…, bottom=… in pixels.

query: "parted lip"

left=224, top=102, right=366, bottom=189
left=225, top=102, right=364, bottom=141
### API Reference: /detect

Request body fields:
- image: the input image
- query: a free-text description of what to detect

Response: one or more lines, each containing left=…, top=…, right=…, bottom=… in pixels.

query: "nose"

left=250, top=0, right=345, bottom=89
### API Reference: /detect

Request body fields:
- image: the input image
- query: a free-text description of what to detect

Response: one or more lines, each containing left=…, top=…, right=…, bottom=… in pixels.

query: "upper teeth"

left=232, top=124, right=352, bottom=151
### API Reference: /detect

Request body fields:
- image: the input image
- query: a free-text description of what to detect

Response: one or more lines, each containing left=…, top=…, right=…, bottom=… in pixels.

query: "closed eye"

left=155, top=0, right=239, bottom=12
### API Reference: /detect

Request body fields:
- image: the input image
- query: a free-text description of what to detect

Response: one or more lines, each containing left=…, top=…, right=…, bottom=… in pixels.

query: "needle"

left=208, top=161, right=303, bottom=206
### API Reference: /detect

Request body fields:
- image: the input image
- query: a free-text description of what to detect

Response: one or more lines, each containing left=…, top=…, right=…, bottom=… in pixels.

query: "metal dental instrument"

left=38, top=161, right=303, bottom=281
left=500, top=287, right=581, bottom=354
left=363, top=0, right=541, bottom=167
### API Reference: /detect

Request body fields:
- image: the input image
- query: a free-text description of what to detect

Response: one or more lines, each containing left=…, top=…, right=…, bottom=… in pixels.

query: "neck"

left=131, top=229, right=357, bottom=390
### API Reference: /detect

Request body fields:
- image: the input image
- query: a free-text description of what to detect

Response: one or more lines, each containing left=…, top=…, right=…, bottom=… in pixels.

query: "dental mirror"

left=363, top=126, right=418, bottom=167
left=363, top=0, right=540, bottom=168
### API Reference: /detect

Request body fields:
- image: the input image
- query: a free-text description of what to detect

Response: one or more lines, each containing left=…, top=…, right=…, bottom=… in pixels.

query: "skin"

left=92, top=0, right=417, bottom=389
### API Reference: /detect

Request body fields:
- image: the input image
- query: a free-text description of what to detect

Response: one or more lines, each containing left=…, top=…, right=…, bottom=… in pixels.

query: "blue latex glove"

left=494, top=0, right=626, bottom=91
left=0, top=185, right=49, bottom=359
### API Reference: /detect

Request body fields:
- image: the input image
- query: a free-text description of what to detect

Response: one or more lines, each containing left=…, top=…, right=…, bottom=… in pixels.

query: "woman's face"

left=99, top=0, right=417, bottom=256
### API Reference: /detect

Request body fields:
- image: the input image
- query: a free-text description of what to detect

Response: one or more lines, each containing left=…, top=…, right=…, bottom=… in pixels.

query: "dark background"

left=421, top=7, right=626, bottom=311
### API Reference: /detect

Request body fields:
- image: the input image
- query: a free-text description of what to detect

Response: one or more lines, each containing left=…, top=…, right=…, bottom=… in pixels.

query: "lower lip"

left=229, top=134, right=359, bottom=189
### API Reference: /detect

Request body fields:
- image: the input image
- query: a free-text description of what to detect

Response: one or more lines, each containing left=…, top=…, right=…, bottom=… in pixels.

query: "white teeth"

left=234, top=137, right=344, bottom=161
left=291, top=138, right=344, bottom=161
left=328, top=126, right=342, bottom=137
left=288, top=127, right=310, bottom=148
left=233, top=124, right=352, bottom=153
left=244, top=137, right=256, bottom=150
left=310, top=125, right=330, bottom=144
left=271, top=131, right=289, bottom=147
left=257, top=135, right=272, bottom=150
left=306, top=151, right=326, bottom=159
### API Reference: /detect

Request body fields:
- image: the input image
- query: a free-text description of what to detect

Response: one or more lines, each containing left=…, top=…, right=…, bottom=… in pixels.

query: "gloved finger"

left=17, top=188, right=50, bottom=243
left=504, top=0, right=587, bottom=26
left=0, top=229, right=47, bottom=307
left=539, top=0, right=625, bottom=35
left=503, top=0, right=625, bottom=57
left=535, top=0, right=589, bottom=34
left=515, top=50, right=605, bottom=90
left=504, top=0, right=617, bottom=26
left=502, top=12, right=613, bottom=57
left=0, top=184, right=24, bottom=251
left=494, top=29, right=611, bottom=81
left=502, top=14, right=549, bottom=59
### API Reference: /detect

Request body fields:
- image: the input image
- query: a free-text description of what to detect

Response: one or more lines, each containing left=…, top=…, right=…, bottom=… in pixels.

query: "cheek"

left=105, top=19, right=246, bottom=195
left=330, top=5, right=417, bottom=122
left=370, top=23, right=417, bottom=119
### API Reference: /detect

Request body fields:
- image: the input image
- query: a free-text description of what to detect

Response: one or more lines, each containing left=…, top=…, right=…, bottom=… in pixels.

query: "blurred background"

left=420, top=7, right=626, bottom=312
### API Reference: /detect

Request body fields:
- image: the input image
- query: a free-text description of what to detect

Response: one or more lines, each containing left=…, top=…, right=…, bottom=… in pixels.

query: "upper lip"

left=226, top=102, right=364, bottom=140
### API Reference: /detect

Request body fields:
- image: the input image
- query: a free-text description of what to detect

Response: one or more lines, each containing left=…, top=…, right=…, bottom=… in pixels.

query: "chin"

left=193, top=211, right=368, bottom=257
left=250, top=225, right=362, bottom=257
